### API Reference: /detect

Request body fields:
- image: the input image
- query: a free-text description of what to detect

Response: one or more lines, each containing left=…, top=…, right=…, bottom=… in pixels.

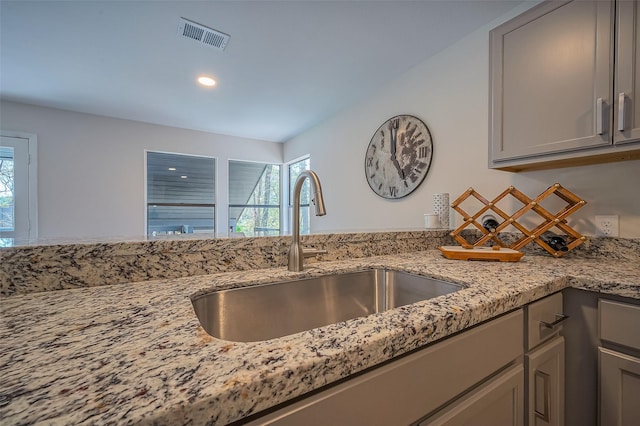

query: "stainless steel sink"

left=191, top=269, right=463, bottom=342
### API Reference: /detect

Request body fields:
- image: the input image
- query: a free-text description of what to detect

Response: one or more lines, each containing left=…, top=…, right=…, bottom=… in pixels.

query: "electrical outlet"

left=595, top=215, right=619, bottom=237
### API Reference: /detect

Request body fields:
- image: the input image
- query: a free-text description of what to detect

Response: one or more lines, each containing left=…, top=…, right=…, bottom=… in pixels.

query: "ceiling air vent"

left=177, top=17, right=230, bottom=51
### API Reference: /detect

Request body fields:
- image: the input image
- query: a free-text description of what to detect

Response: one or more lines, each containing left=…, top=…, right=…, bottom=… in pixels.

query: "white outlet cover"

left=595, top=215, right=619, bottom=237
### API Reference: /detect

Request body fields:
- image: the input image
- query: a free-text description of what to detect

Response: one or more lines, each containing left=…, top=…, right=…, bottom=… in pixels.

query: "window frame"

left=144, top=150, right=217, bottom=237
left=0, top=130, right=38, bottom=242
left=285, top=155, right=311, bottom=235
left=228, top=159, right=282, bottom=237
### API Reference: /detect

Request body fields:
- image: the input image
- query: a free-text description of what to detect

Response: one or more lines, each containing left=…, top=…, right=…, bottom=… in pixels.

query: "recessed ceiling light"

left=168, top=167, right=177, bottom=171
left=181, top=175, right=188, bottom=179
left=197, top=76, right=216, bottom=87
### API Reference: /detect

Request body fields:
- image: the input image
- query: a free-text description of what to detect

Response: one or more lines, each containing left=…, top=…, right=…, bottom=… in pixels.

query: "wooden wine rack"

left=448, top=183, right=587, bottom=258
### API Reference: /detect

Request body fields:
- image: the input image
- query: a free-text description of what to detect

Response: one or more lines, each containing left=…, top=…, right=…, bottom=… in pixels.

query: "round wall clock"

left=364, top=115, right=433, bottom=199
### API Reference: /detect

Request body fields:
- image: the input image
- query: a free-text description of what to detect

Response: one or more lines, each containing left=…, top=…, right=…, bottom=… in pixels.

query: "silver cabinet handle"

left=539, top=313, right=569, bottom=329
left=534, top=370, right=551, bottom=422
left=618, top=92, right=626, bottom=131
left=596, top=98, right=604, bottom=135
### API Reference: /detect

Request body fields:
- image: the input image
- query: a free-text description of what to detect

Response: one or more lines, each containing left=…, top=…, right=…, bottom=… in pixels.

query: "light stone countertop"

left=1, top=250, right=639, bottom=425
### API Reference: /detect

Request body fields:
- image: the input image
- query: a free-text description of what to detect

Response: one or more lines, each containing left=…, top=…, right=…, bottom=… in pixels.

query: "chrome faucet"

left=288, top=170, right=327, bottom=271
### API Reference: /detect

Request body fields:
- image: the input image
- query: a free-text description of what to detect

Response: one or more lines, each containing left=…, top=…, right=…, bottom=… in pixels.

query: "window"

left=288, top=157, right=311, bottom=235
left=0, top=146, right=14, bottom=233
left=229, top=160, right=281, bottom=237
left=146, top=151, right=215, bottom=236
left=0, top=145, right=15, bottom=237
left=0, top=133, right=37, bottom=243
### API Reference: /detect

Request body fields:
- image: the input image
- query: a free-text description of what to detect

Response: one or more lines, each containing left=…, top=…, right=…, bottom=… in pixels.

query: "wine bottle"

left=542, top=233, right=568, bottom=252
left=481, top=215, right=500, bottom=233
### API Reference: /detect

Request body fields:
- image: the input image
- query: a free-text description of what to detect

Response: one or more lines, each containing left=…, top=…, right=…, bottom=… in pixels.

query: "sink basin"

left=191, top=269, right=463, bottom=342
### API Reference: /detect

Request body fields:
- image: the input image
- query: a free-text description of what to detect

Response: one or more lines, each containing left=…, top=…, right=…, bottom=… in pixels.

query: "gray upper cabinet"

left=615, top=0, right=640, bottom=144
left=489, top=0, right=640, bottom=171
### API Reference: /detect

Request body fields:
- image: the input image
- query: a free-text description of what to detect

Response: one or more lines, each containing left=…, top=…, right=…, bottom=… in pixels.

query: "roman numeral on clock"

left=419, top=146, right=428, bottom=158
left=389, top=186, right=398, bottom=197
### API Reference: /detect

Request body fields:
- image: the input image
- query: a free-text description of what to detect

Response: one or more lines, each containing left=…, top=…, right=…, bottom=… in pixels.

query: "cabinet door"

left=420, top=364, right=524, bottom=426
left=490, top=0, right=613, bottom=164
left=599, top=347, right=640, bottom=426
left=527, top=336, right=565, bottom=426
left=615, top=0, right=640, bottom=144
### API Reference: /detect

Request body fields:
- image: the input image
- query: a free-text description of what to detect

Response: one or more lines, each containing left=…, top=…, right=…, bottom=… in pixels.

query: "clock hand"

left=388, top=119, right=404, bottom=178
left=389, top=119, right=399, bottom=156
left=391, top=157, right=404, bottom=179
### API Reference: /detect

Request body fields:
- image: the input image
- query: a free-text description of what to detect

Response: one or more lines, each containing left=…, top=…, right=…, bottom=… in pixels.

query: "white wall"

left=284, top=4, right=640, bottom=239
left=4, top=4, right=639, bottom=241
left=1, top=101, right=283, bottom=239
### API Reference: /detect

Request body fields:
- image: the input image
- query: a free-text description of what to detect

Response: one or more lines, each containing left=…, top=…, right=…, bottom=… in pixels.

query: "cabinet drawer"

left=527, top=292, right=565, bottom=350
left=600, top=300, right=640, bottom=351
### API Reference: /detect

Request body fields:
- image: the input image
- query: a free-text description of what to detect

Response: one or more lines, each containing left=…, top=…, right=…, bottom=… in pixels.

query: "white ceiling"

left=0, top=0, right=521, bottom=142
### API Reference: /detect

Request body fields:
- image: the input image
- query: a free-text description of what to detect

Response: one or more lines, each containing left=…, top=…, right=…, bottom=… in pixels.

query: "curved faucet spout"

left=294, top=170, right=326, bottom=216
left=288, top=170, right=327, bottom=272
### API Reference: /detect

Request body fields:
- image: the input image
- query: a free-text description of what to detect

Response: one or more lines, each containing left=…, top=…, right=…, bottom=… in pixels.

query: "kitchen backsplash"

left=2, top=231, right=637, bottom=297
left=460, top=230, right=640, bottom=261
left=0, top=231, right=450, bottom=296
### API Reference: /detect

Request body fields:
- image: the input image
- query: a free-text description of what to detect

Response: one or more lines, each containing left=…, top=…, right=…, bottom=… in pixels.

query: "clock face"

left=364, top=115, right=433, bottom=199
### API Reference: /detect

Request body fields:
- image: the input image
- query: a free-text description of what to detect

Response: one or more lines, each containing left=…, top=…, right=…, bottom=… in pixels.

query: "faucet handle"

left=302, top=248, right=327, bottom=258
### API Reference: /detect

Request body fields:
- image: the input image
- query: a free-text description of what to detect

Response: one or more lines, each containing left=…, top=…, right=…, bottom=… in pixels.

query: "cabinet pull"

left=539, top=313, right=569, bottom=329
left=618, top=92, right=626, bottom=131
left=534, top=370, right=551, bottom=422
left=596, top=98, right=604, bottom=135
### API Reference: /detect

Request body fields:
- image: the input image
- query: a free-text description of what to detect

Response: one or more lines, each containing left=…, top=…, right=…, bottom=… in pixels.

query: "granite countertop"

left=1, top=250, right=639, bottom=425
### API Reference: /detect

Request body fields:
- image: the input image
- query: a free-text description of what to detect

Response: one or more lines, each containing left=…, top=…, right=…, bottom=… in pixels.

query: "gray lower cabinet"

left=420, top=364, right=524, bottom=426
left=598, top=299, right=640, bottom=426
left=599, top=348, right=640, bottom=425
left=489, top=0, right=640, bottom=172
left=563, top=290, right=640, bottom=426
left=524, top=292, right=565, bottom=426
left=244, top=295, right=572, bottom=425
left=245, top=310, right=524, bottom=425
